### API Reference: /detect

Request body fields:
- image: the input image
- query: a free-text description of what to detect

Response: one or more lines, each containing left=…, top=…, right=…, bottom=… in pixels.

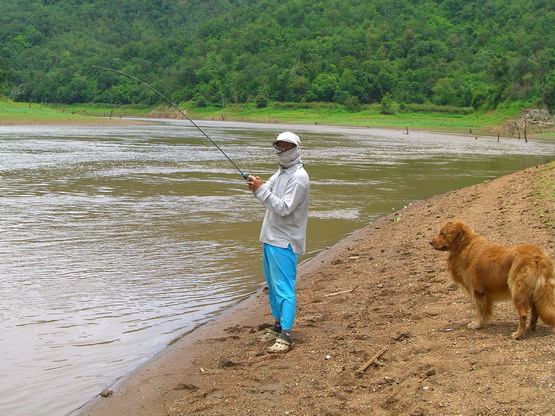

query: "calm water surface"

left=1, top=119, right=553, bottom=415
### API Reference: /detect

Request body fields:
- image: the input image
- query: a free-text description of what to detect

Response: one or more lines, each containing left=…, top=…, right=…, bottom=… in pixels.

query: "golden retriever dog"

left=430, top=220, right=555, bottom=339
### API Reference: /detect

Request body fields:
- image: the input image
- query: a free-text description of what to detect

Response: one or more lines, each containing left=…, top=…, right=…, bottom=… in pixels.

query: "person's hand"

left=247, top=175, right=263, bottom=192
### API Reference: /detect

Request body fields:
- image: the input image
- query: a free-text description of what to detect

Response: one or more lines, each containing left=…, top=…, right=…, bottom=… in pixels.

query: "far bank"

left=1, top=99, right=553, bottom=138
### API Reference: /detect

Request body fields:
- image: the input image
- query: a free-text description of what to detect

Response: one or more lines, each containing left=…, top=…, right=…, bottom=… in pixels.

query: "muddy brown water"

left=1, top=119, right=553, bottom=415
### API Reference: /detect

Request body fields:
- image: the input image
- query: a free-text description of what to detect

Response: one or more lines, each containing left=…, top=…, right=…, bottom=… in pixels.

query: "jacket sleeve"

left=254, top=177, right=307, bottom=217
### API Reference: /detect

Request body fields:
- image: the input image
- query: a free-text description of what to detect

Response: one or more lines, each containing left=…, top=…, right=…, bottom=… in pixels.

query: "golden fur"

left=430, top=220, right=555, bottom=339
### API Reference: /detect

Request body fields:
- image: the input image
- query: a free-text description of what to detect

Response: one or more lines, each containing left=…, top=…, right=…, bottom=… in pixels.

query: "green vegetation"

left=0, top=99, right=154, bottom=122
left=0, top=0, right=553, bottom=115
left=0, top=97, right=521, bottom=133
left=46, top=103, right=152, bottom=118
left=184, top=101, right=515, bottom=131
left=0, top=99, right=87, bottom=121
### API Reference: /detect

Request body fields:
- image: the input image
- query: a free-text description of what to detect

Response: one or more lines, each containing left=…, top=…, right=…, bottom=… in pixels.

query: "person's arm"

left=254, top=178, right=306, bottom=217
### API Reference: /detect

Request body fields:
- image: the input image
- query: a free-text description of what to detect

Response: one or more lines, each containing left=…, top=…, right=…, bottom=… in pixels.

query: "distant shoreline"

left=1, top=116, right=553, bottom=144
left=3, top=100, right=553, bottom=138
left=0, top=116, right=149, bottom=126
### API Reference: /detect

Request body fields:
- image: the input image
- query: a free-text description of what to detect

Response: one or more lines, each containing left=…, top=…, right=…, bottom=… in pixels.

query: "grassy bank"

left=47, top=103, right=152, bottom=119
left=0, top=99, right=89, bottom=122
left=1, top=99, right=551, bottom=136
left=0, top=100, right=150, bottom=124
left=184, top=102, right=513, bottom=133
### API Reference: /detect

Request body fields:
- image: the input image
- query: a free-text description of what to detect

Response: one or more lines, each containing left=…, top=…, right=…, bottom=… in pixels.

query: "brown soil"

left=80, top=162, right=555, bottom=416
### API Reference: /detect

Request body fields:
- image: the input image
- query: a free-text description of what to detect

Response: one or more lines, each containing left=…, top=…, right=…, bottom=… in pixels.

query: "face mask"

left=275, top=145, right=301, bottom=168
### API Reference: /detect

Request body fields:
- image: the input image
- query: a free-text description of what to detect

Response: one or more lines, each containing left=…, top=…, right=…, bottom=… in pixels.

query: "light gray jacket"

left=254, top=163, right=310, bottom=255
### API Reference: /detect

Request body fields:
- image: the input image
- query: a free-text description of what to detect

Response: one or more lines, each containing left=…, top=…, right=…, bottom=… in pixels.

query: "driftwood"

left=324, top=285, right=359, bottom=297
left=356, top=347, right=388, bottom=373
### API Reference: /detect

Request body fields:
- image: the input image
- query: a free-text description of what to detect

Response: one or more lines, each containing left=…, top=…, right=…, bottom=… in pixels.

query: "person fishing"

left=93, top=68, right=310, bottom=354
left=247, top=132, right=310, bottom=353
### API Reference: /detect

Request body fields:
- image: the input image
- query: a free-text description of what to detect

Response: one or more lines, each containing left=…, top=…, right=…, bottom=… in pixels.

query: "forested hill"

left=0, top=0, right=553, bottom=111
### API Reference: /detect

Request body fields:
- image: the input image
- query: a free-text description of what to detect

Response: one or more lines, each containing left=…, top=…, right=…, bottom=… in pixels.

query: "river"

left=0, top=119, right=553, bottom=415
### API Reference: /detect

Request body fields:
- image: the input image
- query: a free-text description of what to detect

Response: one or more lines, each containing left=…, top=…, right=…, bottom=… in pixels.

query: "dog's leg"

left=511, top=290, right=530, bottom=340
left=528, top=303, right=538, bottom=331
left=467, top=290, right=492, bottom=329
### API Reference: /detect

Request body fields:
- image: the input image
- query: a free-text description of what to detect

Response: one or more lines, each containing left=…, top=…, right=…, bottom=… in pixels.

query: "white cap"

left=273, top=131, right=300, bottom=147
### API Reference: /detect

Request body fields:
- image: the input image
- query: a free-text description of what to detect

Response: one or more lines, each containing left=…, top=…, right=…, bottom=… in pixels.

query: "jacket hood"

left=273, top=131, right=301, bottom=148
left=272, top=132, right=302, bottom=168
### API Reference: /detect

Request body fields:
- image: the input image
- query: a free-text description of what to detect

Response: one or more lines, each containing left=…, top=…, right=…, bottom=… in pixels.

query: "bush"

left=255, top=94, right=268, bottom=108
left=344, top=95, right=362, bottom=112
left=380, top=95, right=399, bottom=115
left=193, top=94, right=207, bottom=108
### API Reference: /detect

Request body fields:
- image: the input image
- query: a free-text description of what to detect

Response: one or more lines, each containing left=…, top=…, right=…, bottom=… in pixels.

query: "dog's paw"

left=511, top=331, right=524, bottom=340
left=467, top=321, right=483, bottom=330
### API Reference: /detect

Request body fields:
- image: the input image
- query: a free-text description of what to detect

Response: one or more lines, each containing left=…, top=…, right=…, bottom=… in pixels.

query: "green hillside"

left=0, top=0, right=553, bottom=112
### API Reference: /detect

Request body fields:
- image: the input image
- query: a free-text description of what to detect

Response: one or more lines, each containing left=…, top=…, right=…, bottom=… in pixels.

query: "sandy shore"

left=76, top=161, right=554, bottom=416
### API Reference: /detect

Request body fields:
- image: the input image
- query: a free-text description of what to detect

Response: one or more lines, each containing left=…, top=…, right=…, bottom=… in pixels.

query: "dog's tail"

left=533, top=257, right=555, bottom=328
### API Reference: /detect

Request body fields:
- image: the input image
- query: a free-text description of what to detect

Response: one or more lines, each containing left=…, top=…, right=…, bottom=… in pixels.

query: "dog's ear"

left=449, top=220, right=469, bottom=244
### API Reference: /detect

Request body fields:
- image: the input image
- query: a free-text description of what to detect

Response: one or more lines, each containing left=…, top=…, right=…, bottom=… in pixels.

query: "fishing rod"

left=92, top=65, right=250, bottom=180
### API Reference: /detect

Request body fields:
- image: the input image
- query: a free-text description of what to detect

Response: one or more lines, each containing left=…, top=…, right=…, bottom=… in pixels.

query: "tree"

left=307, top=73, right=338, bottom=102
left=0, top=0, right=552, bottom=110
left=542, top=70, right=555, bottom=113
left=0, top=57, right=9, bottom=97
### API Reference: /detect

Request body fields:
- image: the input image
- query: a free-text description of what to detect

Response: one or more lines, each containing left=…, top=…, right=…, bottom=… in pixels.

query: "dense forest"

left=0, top=0, right=554, bottom=112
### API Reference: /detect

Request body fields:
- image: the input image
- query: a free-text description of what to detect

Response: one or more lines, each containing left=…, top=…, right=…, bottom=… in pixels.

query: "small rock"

left=100, top=389, right=113, bottom=397
left=425, top=368, right=436, bottom=377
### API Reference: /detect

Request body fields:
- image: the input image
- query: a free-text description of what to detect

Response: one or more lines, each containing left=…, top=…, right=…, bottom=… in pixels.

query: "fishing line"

left=92, top=65, right=250, bottom=180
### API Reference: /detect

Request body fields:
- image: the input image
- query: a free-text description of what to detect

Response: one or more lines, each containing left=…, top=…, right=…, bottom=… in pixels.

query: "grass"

left=0, top=98, right=548, bottom=136
left=183, top=102, right=520, bottom=133
left=50, top=103, right=152, bottom=118
left=0, top=99, right=89, bottom=121
left=0, top=99, right=153, bottom=123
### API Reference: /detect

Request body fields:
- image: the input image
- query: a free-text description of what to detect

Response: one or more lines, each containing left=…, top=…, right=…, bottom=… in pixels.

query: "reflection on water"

left=0, top=120, right=553, bottom=415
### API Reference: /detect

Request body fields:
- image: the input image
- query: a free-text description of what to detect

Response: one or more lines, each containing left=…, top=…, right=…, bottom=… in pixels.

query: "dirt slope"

left=81, top=161, right=554, bottom=416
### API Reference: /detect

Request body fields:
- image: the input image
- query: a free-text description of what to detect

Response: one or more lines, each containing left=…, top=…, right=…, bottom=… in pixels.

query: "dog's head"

left=430, top=220, right=473, bottom=251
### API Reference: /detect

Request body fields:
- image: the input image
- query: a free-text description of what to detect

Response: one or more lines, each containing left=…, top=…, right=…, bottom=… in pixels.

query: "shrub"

left=380, top=94, right=399, bottom=115
left=255, top=94, right=268, bottom=108
left=193, top=94, right=207, bottom=108
left=344, top=95, right=362, bottom=112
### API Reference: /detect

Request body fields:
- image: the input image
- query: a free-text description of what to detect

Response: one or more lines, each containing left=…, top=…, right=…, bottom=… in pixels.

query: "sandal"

left=257, top=329, right=280, bottom=342
left=267, top=338, right=294, bottom=353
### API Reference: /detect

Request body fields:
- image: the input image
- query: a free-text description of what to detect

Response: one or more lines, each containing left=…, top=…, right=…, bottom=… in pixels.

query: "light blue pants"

left=262, top=243, right=299, bottom=330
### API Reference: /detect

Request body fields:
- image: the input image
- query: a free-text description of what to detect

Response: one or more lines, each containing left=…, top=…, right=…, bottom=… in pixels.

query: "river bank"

left=78, top=161, right=554, bottom=416
left=3, top=99, right=554, bottom=138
